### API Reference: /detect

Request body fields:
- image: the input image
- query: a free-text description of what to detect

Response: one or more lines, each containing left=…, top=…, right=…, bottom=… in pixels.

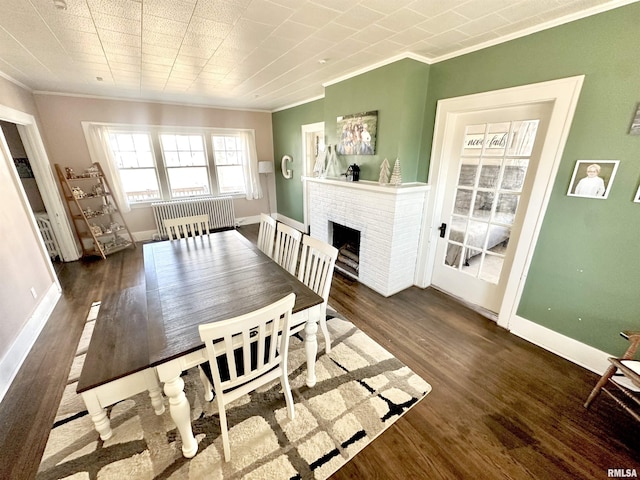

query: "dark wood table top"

left=78, top=229, right=322, bottom=393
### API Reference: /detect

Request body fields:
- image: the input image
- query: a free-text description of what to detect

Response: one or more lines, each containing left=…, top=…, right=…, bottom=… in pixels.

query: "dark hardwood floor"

left=1, top=223, right=637, bottom=479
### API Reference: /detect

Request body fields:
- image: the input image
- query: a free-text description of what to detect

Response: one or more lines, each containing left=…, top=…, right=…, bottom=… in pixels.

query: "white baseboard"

left=510, top=314, right=611, bottom=376
left=235, top=215, right=261, bottom=226
left=132, top=229, right=157, bottom=242
left=0, top=282, right=61, bottom=403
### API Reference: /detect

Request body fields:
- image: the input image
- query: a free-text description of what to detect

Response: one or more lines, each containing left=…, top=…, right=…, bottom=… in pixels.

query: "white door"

left=431, top=102, right=552, bottom=314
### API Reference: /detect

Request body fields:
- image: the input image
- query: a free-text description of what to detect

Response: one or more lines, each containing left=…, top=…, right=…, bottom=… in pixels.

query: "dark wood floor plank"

left=0, top=223, right=637, bottom=480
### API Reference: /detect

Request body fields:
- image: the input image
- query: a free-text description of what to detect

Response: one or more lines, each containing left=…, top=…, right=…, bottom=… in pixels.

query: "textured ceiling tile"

left=178, top=41, right=222, bottom=59
left=241, top=0, right=295, bottom=25
left=364, top=0, right=414, bottom=15
left=142, top=0, right=195, bottom=22
left=0, top=0, right=624, bottom=109
left=349, top=24, right=396, bottom=45
left=92, top=12, right=141, bottom=35
left=187, top=16, right=235, bottom=37
left=142, top=53, right=175, bottom=66
left=104, top=50, right=141, bottom=64
left=461, top=14, right=512, bottom=37
left=270, top=20, right=316, bottom=42
left=376, top=8, right=427, bottom=31
left=98, top=30, right=140, bottom=47
left=192, top=0, right=246, bottom=24
left=312, top=22, right=357, bottom=43
left=142, top=31, right=183, bottom=50
left=426, top=29, right=471, bottom=48
left=86, top=0, right=141, bottom=20
left=419, top=10, right=471, bottom=35
left=334, top=5, right=385, bottom=30
left=143, top=15, right=188, bottom=36
left=288, top=3, right=340, bottom=26
left=407, top=0, right=452, bottom=17
left=142, top=62, right=172, bottom=73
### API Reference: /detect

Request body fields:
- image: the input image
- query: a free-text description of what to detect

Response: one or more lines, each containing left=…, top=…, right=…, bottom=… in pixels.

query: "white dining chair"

left=198, top=293, right=296, bottom=462
left=257, top=213, right=277, bottom=258
left=296, top=235, right=338, bottom=354
left=273, top=222, right=302, bottom=274
left=163, top=214, right=210, bottom=240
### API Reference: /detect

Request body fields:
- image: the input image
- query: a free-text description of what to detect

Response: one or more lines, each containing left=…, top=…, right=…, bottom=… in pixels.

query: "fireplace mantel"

left=304, top=177, right=430, bottom=297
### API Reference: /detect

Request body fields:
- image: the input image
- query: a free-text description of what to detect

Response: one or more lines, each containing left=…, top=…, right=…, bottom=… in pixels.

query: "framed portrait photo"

left=567, top=160, right=619, bottom=199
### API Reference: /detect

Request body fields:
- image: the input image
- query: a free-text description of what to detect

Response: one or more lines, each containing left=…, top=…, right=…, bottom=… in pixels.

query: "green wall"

left=323, top=59, right=430, bottom=182
left=422, top=3, right=640, bottom=355
left=271, top=3, right=640, bottom=355
left=272, top=99, right=324, bottom=221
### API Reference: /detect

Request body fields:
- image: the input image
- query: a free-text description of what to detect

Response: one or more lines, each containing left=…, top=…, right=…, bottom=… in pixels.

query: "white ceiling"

left=0, top=0, right=634, bottom=111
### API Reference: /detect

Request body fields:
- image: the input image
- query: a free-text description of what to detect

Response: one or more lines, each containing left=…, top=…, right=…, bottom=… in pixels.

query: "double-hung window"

left=211, top=134, right=246, bottom=195
left=108, top=132, right=161, bottom=203
left=101, top=126, right=253, bottom=205
left=160, top=133, right=210, bottom=198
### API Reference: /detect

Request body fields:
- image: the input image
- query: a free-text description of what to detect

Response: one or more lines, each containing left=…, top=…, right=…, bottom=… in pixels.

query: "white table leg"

left=163, top=374, right=198, bottom=458
left=81, top=391, right=112, bottom=440
left=304, top=311, right=319, bottom=387
left=198, top=366, right=214, bottom=401
left=143, top=369, right=165, bottom=415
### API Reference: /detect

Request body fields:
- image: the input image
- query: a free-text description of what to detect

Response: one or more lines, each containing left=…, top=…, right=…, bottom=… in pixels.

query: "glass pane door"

left=444, top=120, right=539, bottom=284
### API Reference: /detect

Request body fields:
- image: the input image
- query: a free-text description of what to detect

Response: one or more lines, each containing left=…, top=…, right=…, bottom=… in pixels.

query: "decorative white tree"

left=379, top=158, right=390, bottom=184
left=390, top=158, right=402, bottom=185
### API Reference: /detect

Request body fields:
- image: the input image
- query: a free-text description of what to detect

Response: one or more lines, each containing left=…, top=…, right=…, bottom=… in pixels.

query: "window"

left=101, top=126, right=254, bottom=204
left=212, top=134, right=246, bottom=194
left=160, top=134, right=210, bottom=198
left=108, top=132, right=161, bottom=202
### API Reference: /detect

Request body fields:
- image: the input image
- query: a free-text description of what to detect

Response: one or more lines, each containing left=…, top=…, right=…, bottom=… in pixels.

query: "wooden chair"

left=273, top=222, right=302, bottom=274
left=584, top=330, right=640, bottom=422
left=198, top=293, right=296, bottom=462
left=163, top=214, right=210, bottom=240
left=257, top=213, right=276, bottom=258
left=296, top=235, right=338, bottom=354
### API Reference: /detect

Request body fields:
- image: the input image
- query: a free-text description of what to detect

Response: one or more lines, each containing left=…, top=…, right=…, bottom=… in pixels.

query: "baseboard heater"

left=151, top=197, right=235, bottom=239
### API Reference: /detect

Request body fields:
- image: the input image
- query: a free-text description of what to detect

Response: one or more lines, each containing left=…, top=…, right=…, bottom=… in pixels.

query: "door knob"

left=438, top=222, right=447, bottom=238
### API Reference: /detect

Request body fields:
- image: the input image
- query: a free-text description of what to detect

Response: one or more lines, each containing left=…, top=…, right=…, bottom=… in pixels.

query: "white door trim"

left=416, top=75, right=584, bottom=329
left=301, top=121, right=324, bottom=231
left=0, top=104, right=80, bottom=261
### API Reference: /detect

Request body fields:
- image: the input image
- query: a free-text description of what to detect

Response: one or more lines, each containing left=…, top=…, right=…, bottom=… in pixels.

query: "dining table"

left=77, top=228, right=324, bottom=458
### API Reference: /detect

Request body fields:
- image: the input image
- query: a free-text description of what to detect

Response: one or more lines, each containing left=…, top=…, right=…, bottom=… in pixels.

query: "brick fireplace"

left=305, top=177, right=429, bottom=297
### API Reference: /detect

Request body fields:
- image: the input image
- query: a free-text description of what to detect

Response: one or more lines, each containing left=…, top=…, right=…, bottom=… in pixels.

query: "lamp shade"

left=258, top=161, right=274, bottom=174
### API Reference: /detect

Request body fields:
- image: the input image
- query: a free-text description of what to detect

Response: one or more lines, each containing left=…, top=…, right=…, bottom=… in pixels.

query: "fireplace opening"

left=331, top=222, right=360, bottom=277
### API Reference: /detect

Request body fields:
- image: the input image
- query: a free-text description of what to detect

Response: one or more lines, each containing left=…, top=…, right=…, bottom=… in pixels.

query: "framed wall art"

left=567, top=160, right=619, bottom=199
left=336, top=111, right=377, bottom=155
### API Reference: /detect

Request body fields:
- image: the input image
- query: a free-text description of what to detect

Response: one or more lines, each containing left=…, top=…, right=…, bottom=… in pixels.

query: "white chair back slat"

left=163, top=214, right=210, bottom=240
left=273, top=223, right=302, bottom=274
left=257, top=213, right=277, bottom=257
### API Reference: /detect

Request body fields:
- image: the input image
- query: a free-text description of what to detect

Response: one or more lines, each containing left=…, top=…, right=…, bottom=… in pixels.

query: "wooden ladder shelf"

left=55, top=162, right=135, bottom=259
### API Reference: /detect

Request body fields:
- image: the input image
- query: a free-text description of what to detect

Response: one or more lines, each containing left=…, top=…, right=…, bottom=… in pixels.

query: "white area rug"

left=37, top=304, right=431, bottom=479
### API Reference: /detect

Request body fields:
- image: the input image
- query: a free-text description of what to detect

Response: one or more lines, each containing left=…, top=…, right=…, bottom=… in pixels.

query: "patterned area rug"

left=37, top=303, right=431, bottom=480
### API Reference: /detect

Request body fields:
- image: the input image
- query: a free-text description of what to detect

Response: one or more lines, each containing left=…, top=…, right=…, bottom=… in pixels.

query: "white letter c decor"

left=281, top=155, right=292, bottom=179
